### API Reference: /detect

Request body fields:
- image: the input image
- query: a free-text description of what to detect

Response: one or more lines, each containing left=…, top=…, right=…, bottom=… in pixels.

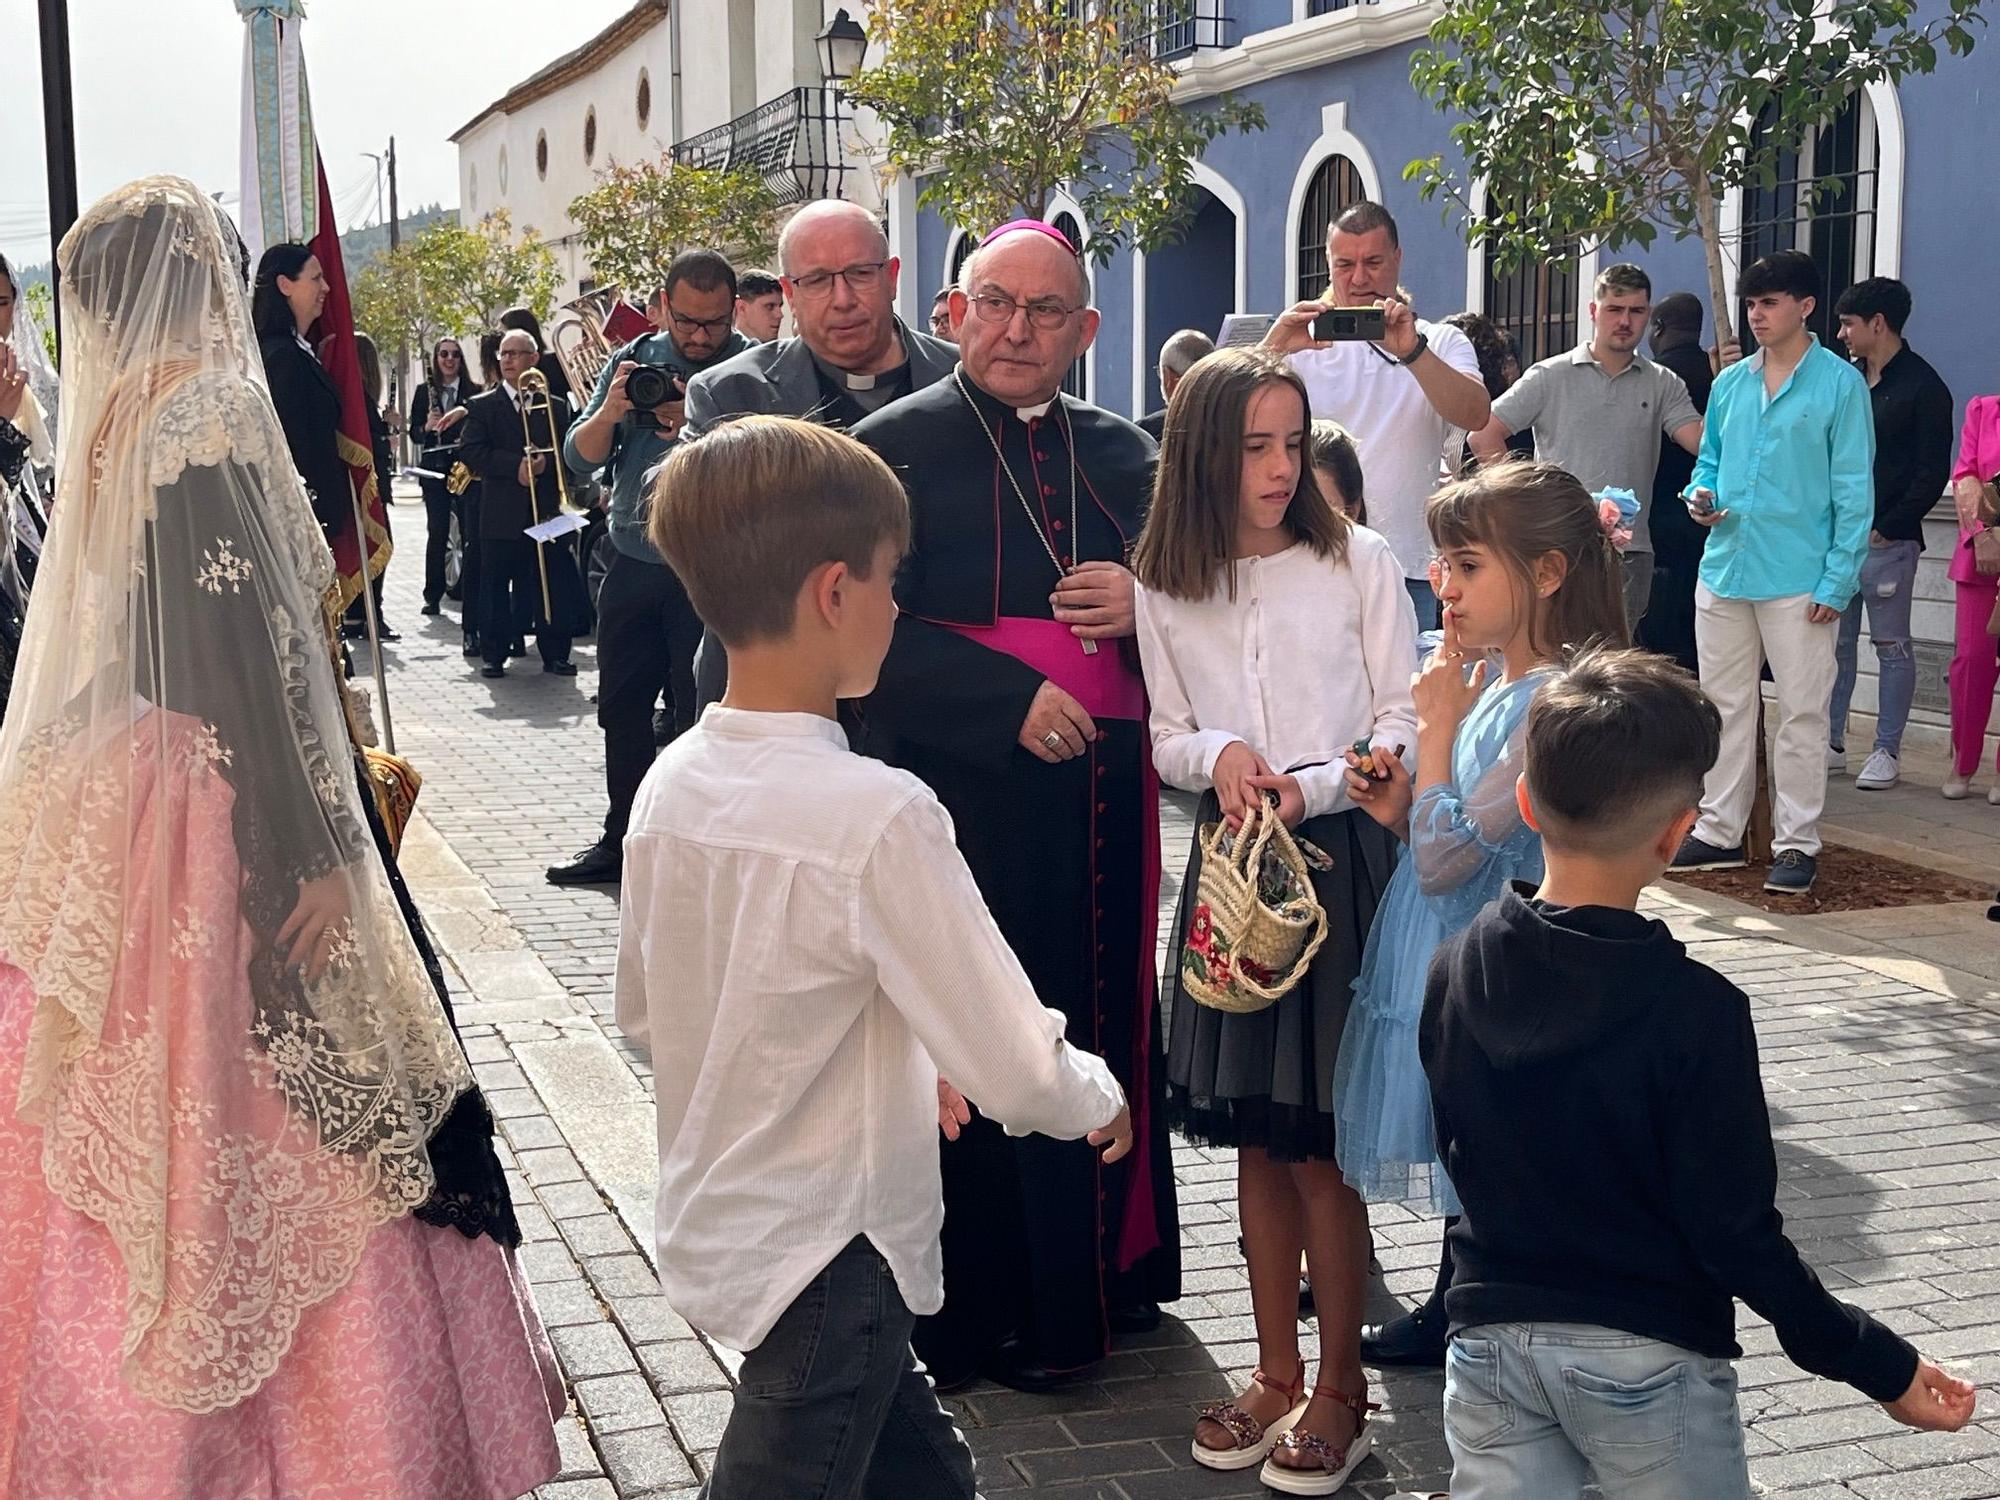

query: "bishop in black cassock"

left=855, top=222, right=1180, bottom=1390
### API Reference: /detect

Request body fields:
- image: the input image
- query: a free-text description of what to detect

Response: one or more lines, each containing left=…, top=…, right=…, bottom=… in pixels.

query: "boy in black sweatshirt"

left=1419, top=646, right=1973, bottom=1499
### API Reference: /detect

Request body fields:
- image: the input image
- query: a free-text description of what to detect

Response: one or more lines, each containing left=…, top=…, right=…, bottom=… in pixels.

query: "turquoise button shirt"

left=1686, top=337, right=1874, bottom=610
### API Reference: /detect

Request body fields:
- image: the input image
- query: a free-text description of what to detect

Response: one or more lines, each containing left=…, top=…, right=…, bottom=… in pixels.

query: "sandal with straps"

left=1190, top=1366, right=1309, bottom=1471
left=1260, top=1384, right=1382, bottom=1495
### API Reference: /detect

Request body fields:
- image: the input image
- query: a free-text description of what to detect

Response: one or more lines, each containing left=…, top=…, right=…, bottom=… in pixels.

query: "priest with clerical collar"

left=853, top=220, right=1181, bottom=1393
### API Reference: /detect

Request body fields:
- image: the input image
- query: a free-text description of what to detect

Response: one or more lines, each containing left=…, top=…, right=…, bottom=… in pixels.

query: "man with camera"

left=1263, top=201, right=1489, bottom=630
left=546, top=249, right=749, bottom=888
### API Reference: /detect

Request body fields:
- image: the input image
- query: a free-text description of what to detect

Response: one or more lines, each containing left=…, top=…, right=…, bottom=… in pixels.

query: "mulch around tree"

left=1662, top=842, right=1993, bottom=915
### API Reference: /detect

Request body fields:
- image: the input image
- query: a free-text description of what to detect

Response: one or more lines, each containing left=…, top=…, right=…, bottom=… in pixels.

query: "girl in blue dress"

left=1335, top=460, right=1629, bottom=1360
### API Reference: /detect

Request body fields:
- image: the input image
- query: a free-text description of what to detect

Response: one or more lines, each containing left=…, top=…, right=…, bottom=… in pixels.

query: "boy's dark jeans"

left=702, top=1237, right=979, bottom=1500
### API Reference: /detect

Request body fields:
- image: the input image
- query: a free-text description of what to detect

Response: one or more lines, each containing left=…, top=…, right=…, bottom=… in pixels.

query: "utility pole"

left=36, top=0, right=78, bottom=356
left=387, top=137, right=407, bottom=467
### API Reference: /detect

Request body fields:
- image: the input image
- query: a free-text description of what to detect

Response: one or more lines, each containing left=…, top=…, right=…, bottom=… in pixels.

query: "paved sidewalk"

left=362, top=510, right=2000, bottom=1500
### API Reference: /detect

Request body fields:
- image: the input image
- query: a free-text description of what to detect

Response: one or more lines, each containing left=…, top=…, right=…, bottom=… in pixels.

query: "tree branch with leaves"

left=1406, top=0, right=1985, bottom=330
left=569, top=160, right=781, bottom=295
left=845, top=0, right=1265, bottom=262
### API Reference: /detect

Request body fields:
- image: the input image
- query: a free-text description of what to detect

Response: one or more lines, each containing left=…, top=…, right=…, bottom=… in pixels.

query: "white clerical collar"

left=844, top=370, right=879, bottom=391
left=1015, top=399, right=1055, bottom=422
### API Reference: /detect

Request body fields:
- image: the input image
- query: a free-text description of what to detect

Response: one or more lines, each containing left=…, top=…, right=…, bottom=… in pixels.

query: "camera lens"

left=626, top=366, right=669, bottom=409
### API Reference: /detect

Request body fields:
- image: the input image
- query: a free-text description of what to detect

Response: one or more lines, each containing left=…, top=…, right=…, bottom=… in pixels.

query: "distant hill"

left=340, top=205, right=457, bottom=274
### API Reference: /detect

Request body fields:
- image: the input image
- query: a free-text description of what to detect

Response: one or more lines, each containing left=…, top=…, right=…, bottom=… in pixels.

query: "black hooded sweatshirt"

left=1419, top=886, right=1916, bottom=1403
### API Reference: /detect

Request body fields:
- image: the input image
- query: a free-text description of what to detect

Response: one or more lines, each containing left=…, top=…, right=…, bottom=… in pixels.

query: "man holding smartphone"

left=1263, top=202, right=1490, bottom=630
left=1669, top=250, right=1874, bottom=895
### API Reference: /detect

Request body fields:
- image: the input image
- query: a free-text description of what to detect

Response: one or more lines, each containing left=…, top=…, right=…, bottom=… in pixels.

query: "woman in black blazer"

left=252, top=243, right=348, bottom=544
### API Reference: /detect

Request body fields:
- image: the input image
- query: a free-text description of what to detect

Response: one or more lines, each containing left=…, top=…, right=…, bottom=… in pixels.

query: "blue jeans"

left=1406, top=575, right=1442, bottom=632
left=702, top=1237, right=978, bottom=1500
left=1829, top=539, right=1920, bottom=755
left=1444, top=1323, right=1751, bottom=1499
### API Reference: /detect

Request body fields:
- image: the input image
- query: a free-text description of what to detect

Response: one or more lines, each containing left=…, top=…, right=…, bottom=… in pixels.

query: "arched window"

left=1050, top=211, right=1089, bottom=400
left=637, top=69, right=652, bottom=130
left=946, top=231, right=975, bottom=289
left=1294, top=154, right=1364, bottom=303
left=1738, top=92, right=1878, bottom=342
left=1481, top=196, right=1579, bottom=366
left=584, top=106, right=599, bottom=164
left=535, top=130, right=549, bottom=180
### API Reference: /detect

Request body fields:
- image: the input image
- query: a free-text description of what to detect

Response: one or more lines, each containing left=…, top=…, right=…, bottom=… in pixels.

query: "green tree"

left=569, top=160, right=781, bottom=294
left=23, top=284, right=57, bottom=368
left=844, top=0, right=1265, bottom=262
left=1405, top=0, right=1985, bottom=326
left=352, top=211, right=559, bottom=354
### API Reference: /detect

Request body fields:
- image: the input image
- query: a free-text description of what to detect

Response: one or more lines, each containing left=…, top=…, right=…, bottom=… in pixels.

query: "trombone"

left=517, top=367, right=573, bottom=623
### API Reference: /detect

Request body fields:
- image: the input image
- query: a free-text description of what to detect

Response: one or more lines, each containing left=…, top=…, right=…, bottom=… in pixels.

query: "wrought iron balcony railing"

left=1127, top=0, right=1232, bottom=60
left=1306, top=0, right=1378, bottom=16
left=670, top=87, right=850, bottom=205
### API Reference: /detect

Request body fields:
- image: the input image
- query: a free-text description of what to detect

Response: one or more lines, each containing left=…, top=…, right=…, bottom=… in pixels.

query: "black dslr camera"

left=624, top=364, right=683, bottom=428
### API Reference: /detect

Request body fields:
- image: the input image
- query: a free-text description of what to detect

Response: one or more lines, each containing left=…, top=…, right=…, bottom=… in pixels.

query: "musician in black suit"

left=252, top=243, right=349, bottom=545
left=457, top=328, right=584, bottom=678
left=409, top=336, right=473, bottom=614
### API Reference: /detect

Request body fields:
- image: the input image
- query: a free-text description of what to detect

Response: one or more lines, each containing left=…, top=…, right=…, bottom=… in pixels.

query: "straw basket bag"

left=1180, top=796, right=1333, bottom=1015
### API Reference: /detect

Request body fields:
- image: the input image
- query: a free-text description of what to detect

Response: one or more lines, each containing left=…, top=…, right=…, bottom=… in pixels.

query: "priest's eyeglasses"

left=967, top=292, right=1080, bottom=330
left=788, top=262, right=888, bottom=299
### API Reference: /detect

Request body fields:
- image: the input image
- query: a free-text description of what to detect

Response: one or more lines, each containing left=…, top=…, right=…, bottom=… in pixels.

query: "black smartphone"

left=1310, top=306, right=1387, bottom=342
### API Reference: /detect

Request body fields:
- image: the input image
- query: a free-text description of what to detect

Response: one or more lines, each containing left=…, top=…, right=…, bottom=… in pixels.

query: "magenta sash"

left=938, top=615, right=1165, bottom=1271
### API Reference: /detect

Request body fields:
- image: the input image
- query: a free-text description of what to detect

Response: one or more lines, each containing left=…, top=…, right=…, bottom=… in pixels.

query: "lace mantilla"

left=151, top=374, right=332, bottom=598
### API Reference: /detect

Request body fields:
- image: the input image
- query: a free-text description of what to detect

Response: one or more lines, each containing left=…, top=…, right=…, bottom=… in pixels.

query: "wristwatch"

left=1397, top=331, right=1430, bottom=367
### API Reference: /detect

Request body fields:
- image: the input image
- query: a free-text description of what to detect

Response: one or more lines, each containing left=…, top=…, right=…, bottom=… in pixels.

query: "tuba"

left=549, top=287, right=621, bottom=399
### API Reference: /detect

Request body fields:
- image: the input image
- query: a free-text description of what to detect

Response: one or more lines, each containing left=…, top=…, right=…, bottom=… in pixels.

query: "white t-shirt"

left=1288, top=319, right=1484, bottom=579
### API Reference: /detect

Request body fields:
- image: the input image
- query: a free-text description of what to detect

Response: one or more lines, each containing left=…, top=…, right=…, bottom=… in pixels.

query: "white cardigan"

left=1134, top=526, right=1418, bottom=820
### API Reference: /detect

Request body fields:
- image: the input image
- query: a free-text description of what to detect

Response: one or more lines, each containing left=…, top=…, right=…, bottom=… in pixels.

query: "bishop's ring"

left=1043, top=731, right=1065, bottom=752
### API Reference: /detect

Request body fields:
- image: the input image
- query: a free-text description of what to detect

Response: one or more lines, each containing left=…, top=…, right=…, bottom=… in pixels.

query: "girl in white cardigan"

left=1132, top=347, right=1416, bottom=1495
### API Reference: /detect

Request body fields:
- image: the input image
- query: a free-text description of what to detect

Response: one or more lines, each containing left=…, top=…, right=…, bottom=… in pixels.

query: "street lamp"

left=816, top=8, right=868, bottom=83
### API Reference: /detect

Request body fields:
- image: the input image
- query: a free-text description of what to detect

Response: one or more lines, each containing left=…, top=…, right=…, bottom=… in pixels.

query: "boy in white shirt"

left=616, top=414, right=1132, bottom=1498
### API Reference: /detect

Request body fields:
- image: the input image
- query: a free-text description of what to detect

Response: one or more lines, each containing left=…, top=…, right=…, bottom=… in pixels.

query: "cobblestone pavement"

left=365, top=507, right=2000, bottom=1500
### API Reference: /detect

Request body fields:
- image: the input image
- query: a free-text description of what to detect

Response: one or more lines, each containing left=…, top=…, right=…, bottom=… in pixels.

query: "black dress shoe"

left=462, top=637, right=481, bottom=658
left=544, top=660, right=578, bottom=677
left=1361, top=1305, right=1448, bottom=1368
left=980, top=1338, right=1079, bottom=1394
left=376, top=623, right=402, bottom=642
left=547, top=841, right=622, bottom=886
left=1106, top=1301, right=1161, bottom=1336
left=480, top=664, right=505, bottom=679
left=421, top=601, right=442, bottom=616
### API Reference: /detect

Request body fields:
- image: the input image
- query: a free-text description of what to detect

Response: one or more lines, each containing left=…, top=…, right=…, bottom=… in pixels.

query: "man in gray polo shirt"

left=1471, top=263, right=1703, bottom=625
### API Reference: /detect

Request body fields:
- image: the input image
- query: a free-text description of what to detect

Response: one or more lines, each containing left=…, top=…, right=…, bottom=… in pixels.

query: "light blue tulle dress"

left=1332, top=667, right=1551, bottom=1214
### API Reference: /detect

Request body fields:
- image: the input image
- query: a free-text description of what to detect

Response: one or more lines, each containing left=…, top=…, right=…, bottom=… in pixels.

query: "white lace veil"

left=0, top=176, right=472, bottom=1412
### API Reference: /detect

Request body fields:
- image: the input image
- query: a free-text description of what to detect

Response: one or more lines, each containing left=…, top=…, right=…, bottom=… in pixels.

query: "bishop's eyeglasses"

left=966, top=292, right=1081, bottom=331
left=788, top=262, right=888, bottom=300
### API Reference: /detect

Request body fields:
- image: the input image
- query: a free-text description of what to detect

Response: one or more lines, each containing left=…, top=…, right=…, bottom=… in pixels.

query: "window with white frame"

left=1294, top=153, right=1366, bottom=303
left=1051, top=210, right=1089, bottom=400
left=1737, top=92, right=1878, bottom=343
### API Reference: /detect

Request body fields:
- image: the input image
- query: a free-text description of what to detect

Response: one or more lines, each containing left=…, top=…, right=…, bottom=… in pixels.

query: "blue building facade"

left=880, top=0, right=2000, bottom=742
left=888, top=0, right=1997, bottom=431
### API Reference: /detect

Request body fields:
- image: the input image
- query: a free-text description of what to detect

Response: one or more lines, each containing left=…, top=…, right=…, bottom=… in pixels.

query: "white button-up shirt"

left=614, top=706, right=1126, bottom=1351
left=1135, top=529, right=1418, bottom=819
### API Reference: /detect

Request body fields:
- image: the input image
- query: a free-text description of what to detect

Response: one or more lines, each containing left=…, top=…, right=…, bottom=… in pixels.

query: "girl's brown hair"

left=1308, top=419, right=1366, bottom=527
left=1426, top=458, right=1628, bottom=659
left=1133, top=347, right=1349, bottom=602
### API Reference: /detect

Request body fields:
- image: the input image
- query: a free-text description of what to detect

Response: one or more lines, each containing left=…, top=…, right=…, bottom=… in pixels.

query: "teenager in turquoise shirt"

left=1671, top=250, right=1874, bottom=896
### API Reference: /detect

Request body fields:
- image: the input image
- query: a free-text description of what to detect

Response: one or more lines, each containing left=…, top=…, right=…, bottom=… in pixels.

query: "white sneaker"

left=1943, top=775, right=1973, bottom=800
left=1855, top=749, right=1900, bottom=790
left=1826, top=744, right=1847, bottom=775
